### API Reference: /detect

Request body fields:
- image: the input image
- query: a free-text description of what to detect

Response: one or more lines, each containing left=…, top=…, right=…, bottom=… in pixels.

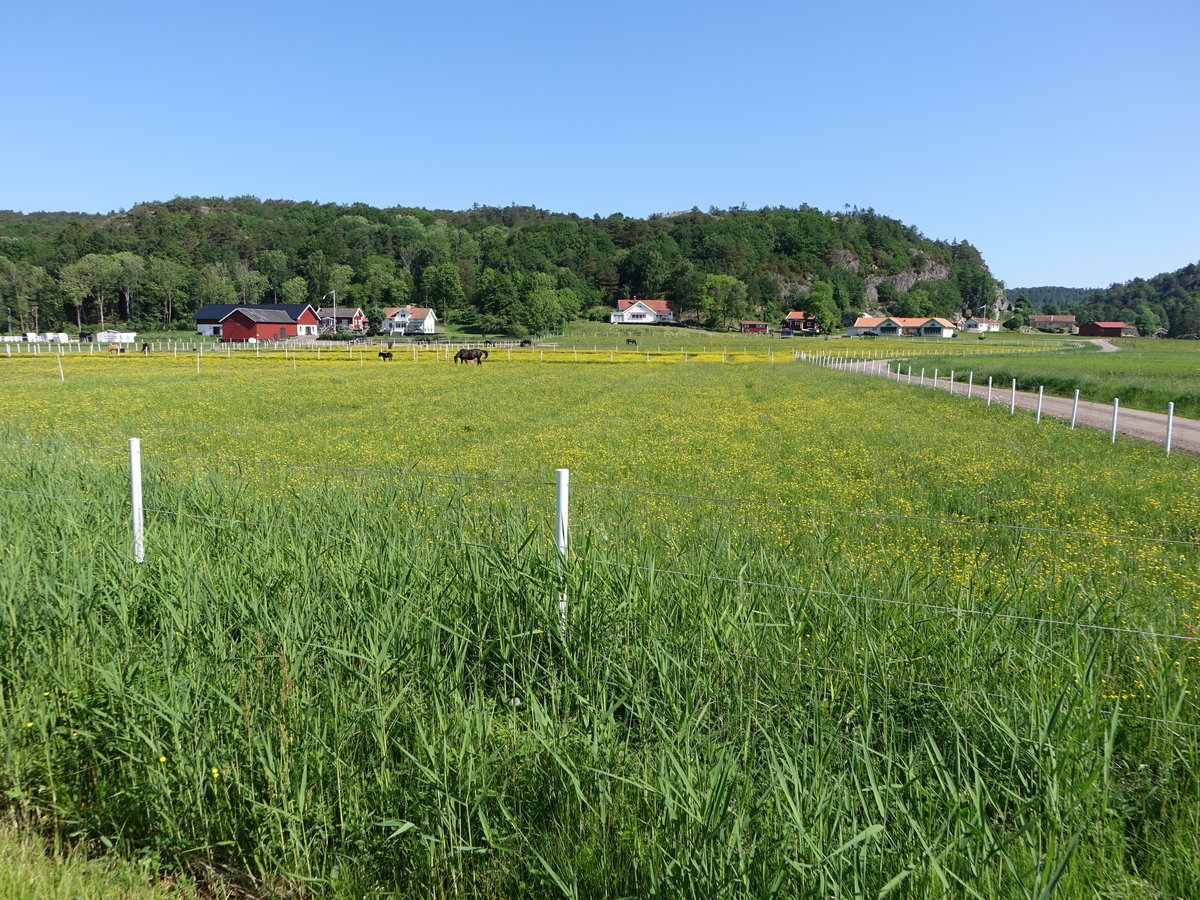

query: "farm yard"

left=2, top=349, right=1199, bottom=898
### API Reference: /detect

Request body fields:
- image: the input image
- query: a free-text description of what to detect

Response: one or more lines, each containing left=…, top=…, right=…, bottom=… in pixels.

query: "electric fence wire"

left=2, top=486, right=1197, bottom=730
left=0, top=434, right=1193, bottom=548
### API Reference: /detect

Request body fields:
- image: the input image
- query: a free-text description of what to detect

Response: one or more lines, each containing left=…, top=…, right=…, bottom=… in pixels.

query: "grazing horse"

left=625, top=338, right=638, bottom=347
left=108, top=343, right=120, bottom=354
left=519, top=339, right=533, bottom=347
left=378, top=350, right=393, bottom=361
left=483, top=339, right=495, bottom=347
left=454, top=348, right=488, bottom=365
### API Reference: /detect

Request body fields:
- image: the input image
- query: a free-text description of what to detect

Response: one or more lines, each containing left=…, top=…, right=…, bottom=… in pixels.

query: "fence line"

left=586, top=558, right=1200, bottom=644
left=3, top=478, right=1194, bottom=645
left=737, top=653, right=1200, bottom=732
left=1, top=433, right=1191, bottom=549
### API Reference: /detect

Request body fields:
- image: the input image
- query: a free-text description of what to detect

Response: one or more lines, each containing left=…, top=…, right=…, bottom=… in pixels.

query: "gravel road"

left=839, top=359, right=1198, bottom=455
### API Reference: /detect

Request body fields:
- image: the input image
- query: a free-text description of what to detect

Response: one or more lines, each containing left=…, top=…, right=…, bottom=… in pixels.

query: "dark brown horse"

left=378, top=350, right=393, bottom=361
left=625, top=338, right=638, bottom=347
left=454, top=348, right=488, bottom=365
left=519, top=339, right=533, bottom=347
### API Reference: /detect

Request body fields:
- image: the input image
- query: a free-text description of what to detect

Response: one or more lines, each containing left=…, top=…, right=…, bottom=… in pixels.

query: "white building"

left=848, top=317, right=957, bottom=338
left=610, top=298, right=675, bottom=325
left=962, top=317, right=1002, bottom=333
left=381, top=306, right=438, bottom=334
left=96, top=330, right=138, bottom=343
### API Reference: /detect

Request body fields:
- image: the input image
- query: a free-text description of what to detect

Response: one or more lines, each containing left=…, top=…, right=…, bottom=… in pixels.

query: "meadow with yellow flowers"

left=0, top=348, right=1198, bottom=897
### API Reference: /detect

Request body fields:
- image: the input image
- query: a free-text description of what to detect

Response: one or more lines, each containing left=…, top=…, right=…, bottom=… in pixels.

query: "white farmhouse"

left=610, top=298, right=675, bottom=325
left=381, top=306, right=438, bottom=335
left=962, top=317, right=1002, bottom=333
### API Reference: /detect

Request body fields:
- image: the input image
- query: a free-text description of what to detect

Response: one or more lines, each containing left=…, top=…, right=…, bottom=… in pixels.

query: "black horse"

left=519, top=339, right=533, bottom=347
left=378, top=350, right=393, bottom=361
left=454, top=348, right=488, bottom=365
left=482, top=339, right=495, bottom=347
left=625, top=338, right=638, bottom=347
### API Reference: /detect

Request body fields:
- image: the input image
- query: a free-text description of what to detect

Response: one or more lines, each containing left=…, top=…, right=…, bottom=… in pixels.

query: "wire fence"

left=1, top=434, right=1193, bottom=548
left=1, top=434, right=1196, bottom=734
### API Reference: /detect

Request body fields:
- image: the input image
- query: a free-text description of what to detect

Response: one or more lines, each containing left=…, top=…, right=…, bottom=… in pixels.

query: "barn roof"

left=226, top=307, right=296, bottom=324
left=195, top=303, right=312, bottom=322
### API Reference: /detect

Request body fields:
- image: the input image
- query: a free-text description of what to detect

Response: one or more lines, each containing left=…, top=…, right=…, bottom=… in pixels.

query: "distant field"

left=901, top=339, right=1200, bottom=417
left=1, top=353, right=1198, bottom=897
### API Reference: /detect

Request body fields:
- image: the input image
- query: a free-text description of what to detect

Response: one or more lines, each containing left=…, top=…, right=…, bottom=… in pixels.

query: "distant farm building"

left=96, top=329, right=137, bottom=343
left=739, top=320, right=770, bottom=333
left=381, top=306, right=438, bottom=335
left=610, top=298, right=676, bottom=325
left=1028, top=314, right=1076, bottom=332
left=962, top=317, right=1002, bottom=333
left=317, top=306, right=368, bottom=333
left=194, top=304, right=319, bottom=340
left=848, top=317, right=957, bottom=338
left=1079, top=321, right=1138, bottom=338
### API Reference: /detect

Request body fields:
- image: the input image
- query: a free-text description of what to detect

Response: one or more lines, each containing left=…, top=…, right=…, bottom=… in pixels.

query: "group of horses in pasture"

left=377, top=347, right=489, bottom=364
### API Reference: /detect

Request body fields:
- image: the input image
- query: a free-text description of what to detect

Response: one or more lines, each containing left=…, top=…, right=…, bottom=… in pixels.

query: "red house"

left=219, top=306, right=320, bottom=342
left=782, top=310, right=818, bottom=332
left=317, top=306, right=368, bottom=333
left=1079, top=321, right=1135, bottom=337
left=740, top=320, right=770, bottom=333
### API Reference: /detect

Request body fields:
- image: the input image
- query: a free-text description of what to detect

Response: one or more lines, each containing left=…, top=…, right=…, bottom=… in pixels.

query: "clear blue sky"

left=3, top=0, right=1197, bottom=288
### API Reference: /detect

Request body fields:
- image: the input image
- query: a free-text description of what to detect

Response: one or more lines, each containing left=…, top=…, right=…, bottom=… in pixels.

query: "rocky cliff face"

left=862, top=250, right=951, bottom=304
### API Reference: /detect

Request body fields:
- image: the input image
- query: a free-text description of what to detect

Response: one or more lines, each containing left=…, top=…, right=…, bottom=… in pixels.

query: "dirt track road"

left=839, top=360, right=1199, bottom=455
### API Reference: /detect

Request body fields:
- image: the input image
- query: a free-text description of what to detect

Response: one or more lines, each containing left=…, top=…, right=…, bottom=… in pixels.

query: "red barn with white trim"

left=220, top=306, right=320, bottom=342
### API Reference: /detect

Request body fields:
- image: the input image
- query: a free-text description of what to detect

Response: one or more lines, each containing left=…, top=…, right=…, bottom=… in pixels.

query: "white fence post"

left=130, top=438, right=145, bottom=564
left=1036, top=386, right=1044, bottom=423
left=920, top=368, right=925, bottom=386
left=1070, top=389, right=1080, bottom=429
left=933, top=368, right=938, bottom=389
left=1111, top=398, right=1120, bottom=443
left=555, top=468, right=569, bottom=635
left=967, top=372, right=974, bottom=399
left=1010, top=378, right=1017, bottom=414
left=986, top=376, right=992, bottom=406
left=1166, top=402, right=1175, bottom=454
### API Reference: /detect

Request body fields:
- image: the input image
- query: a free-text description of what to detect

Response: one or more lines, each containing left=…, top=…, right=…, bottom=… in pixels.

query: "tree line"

left=0, top=197, right=1001, bottom=337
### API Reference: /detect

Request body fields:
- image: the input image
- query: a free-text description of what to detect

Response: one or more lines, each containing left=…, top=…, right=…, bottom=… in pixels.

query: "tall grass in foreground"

left=1, top=441, right=1198, bottom=897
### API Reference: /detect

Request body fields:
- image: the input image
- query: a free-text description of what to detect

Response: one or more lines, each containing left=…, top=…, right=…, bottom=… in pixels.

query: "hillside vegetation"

left=0, top=199, right=1002, bottom=336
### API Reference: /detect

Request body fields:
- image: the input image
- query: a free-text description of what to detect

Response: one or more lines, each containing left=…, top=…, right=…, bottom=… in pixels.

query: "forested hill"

left=1005, top=286, right=1097, bottom=308
left=0, top=197, right=1003, bottom=336
left=1070, top=262, right=1200, bottom=337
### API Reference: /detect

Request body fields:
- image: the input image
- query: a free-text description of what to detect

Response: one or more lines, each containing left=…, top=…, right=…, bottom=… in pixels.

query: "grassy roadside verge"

left=902, top=340, right=1200, bottom=417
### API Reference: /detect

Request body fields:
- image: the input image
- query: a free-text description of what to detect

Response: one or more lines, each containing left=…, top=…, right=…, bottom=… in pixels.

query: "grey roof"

left=226, top=307, right=296, bottom=324
left=194, top=303, right=313, bottom=322
left=317, top=307, right=363, bottom=318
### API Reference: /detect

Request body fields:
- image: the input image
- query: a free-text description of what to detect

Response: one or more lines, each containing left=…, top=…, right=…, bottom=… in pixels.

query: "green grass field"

left=1, top=352, right=1198, bottom=897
